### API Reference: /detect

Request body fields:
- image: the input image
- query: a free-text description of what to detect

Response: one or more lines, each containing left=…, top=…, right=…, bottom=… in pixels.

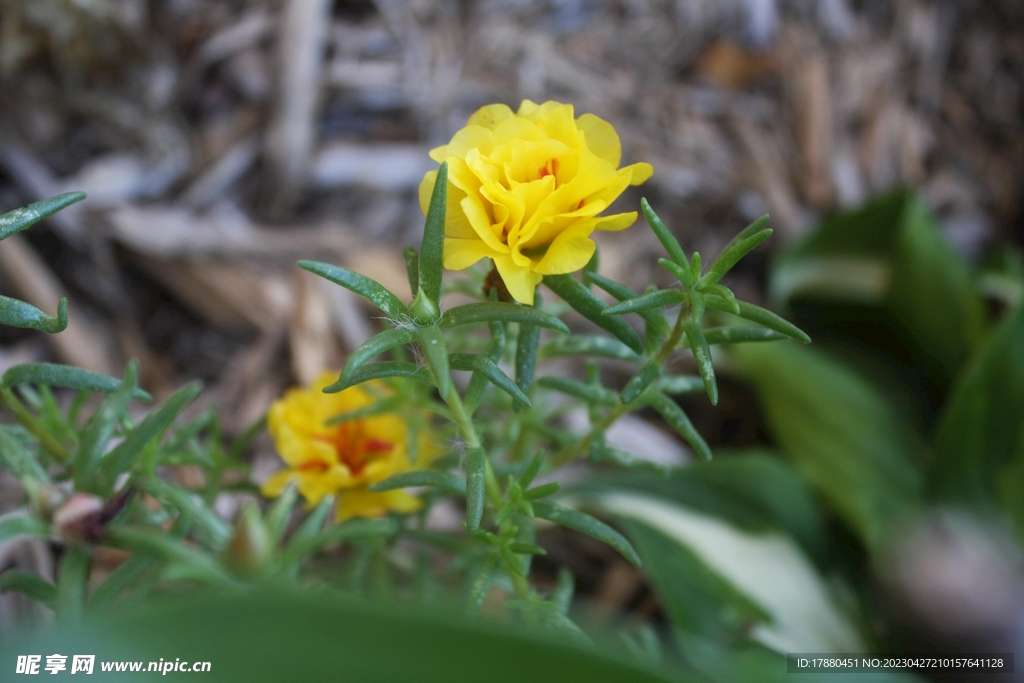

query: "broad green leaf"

left=369, top=470, right=466, bottom=495
left=770, top=191, right=983, bottom=387
left=645, top=392, right=711, bottom=461
left=543, top=274, right=643, bottom=354
left=536, top=377, right=618, bottom=406
left=340, top=328, right=415, bottom=384
left=0, top=192, right=85, bottom=241
left=100, top=381, right=202, bottom=492
left=0, top=295, right=68, bottom=333
left=438, top=302, right=569, bottom=333
left=299, top=260, right=408, bottom=321
left=683, top=321, right=718, bottom=405
left=604, top=289, right=682, bottom=316
left=705, top=298, right=811, bottom=344
left=641, top=198, right=687, bottom=267
left=2, top=363, right=151, bottom=399
left=324, top=362, right=431, bottom=393
left=419, top=161, right=448, bottom=303
left=464, top=448, right=486, bottom=532
left=4, top=590, right=684, bottom=683
left=449, top=354, right=531, bottom=408
left=731, top=342, right=926, bottom=548
left=539, top=334, right=641, bottom=362
left=531, top=500, right=640, bottom=567
left=933, top=301, right=1024, bottom=517
left=593, top=494, right=864, bottom=653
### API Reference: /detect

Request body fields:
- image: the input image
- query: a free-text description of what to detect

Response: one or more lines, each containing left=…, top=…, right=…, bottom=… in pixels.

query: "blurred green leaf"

left=0, top=513, right=48, bottom=544
left=731, top=343, right=926, bottom=548
left=0, top=570, right=56, bottom=608
left=770, top=191, right=983, bottom=387
left=621, top=362, right=661, bottom=404
left=645, top=392, right=711, bottom=461
left=369, top=470, right=466, bottom=496
left=701, top=229, right=772, bottom=287
left=325, top=362, right=432, bottom=393
left=539, top=334, right=641, bottom=362
left=340, top=329, right=416, bottom=385
left=2, top=363, right=151, bottom=400
left=604, top=290, right=682, bottom=316
left=464, top=448, right=487, bottom=532
left=705, top=299, right=810, bottom=344
left=3, top=590, right=684, bottom=683
left=73, top=363, right=138, bottom=490
left=0, top=424, right=48, bottom=483
left=537, top=377, right=618, bottom=406
left=933, top=302, right=1024, bottom=518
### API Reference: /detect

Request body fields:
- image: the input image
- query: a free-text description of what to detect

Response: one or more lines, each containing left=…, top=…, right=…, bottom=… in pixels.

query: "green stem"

left=549, top=303, right=689, bottom=469
left=0, top=388, right=71, bottom=462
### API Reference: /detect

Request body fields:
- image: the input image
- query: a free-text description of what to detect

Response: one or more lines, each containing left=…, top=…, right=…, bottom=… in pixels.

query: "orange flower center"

left=311, top=422, right=394, bottom=477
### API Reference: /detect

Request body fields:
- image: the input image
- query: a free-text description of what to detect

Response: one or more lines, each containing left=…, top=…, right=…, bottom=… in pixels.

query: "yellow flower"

left=261, top=373, right=437, bottom=522
left=419, top=100, right=653, bottom=305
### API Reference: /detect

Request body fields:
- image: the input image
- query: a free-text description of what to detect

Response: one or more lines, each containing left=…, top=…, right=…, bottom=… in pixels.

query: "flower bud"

left=222, top=503, right=273, bottom=578
left=52, top=493, right=104, bottom=542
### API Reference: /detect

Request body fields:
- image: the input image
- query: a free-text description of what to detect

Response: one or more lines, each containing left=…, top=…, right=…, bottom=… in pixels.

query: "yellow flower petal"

left=468, top=103, right=516, bottom=130
left=576, top=113, right=622, bottom=167
left=493, top=254, right=542, bottom=305
left=443, top=238, right=498, bottom=270
left=593, top=211, right=639, bottom=232
left=533, top=224, right=597, bottom=275
left=625, top=161, right=654, bottom=185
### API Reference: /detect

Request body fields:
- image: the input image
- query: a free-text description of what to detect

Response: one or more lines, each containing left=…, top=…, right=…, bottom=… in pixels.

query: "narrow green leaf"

left=543, top=274, right=643, bottom=354
left=284, top=497, right=334, bottom=556
left=646, top=392, right=711, bottom=461
left=536, top=377, right=618, bottom=406
left=464, top=448, right=487, bottom=532
left=74, top=362, right=138, bottom=489
left=56, top=546, right=90, bottom=624
left=551, top=567, right=575, bottom=614
left=439, top=302, right=568, bottom=333
left=403, top=246, right=419, bottom=297
left=88, top=554, right=157, bottom=609
left=700, top=284, right=740, bottom=314
left=532, top=501, right=641, bottom=567
left=720, top=215, right=770, bottom=259
left=703, top=229, right=772, bottom=287
left=509, top=543, right=547, bottom=556
left=417, top=325, right=451, bottom=397
left=105, top=526, right=230, bottom=584
left=280, top=518, right=396, bottom=566
left=464, top=553, right=500, bottom=615
left=324, top=362, right=431, bottom=393
left=621, top=362, right=661, bottom=404
left=0, top=295, right=68, bottom=333
left=592, top=444, right=670, bottom=475
left=101, top=381, right=202, bottom=490
left=524, top=482, right=561, bottom=500
left=0, top=569, right=56, bottom=608
left=465, top=319, right=506, bottom=412
left=299, top=260, right=408, bottom=321
left=419, top=161, right=448, bottom=304
left=0, top=425, right=49, bottom=482
left=0, top=513, right=48, bottom=544
left=518, top=451, right=545, bottom=489
left=585, top=273, right=671, bottom=336
left=539, top=334, right=641, bottom=362
left=515, top=320, right=541, bottom=400
left=657, top=259, right=692, bottom=288
left=143, top=479, right=232, bottom=549
left=641, top=198, right=687, bottom=266
left=705, top=298, right=811, bottom=344
left=369, top=470, right=466, bottom=495
left=2, top=362, right=151, bottom=399
left=0, top=192, right=85, bottom=241
left=654, top=375, right=705, bottom=395
left=449, top=354, right=531, bottom=408
left=266, top=484, right=299, bottom=544
left=702, top=326, right=788, bottom=345
left=340, top=328, right=415, bottom=384
left=604, top=289, right=683, bottom=316
left=683, top=321, right=718, bottom=405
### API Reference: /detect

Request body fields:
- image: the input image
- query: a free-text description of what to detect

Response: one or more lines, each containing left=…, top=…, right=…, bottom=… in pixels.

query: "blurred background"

left=0, top=1, right=1022, bottom=680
